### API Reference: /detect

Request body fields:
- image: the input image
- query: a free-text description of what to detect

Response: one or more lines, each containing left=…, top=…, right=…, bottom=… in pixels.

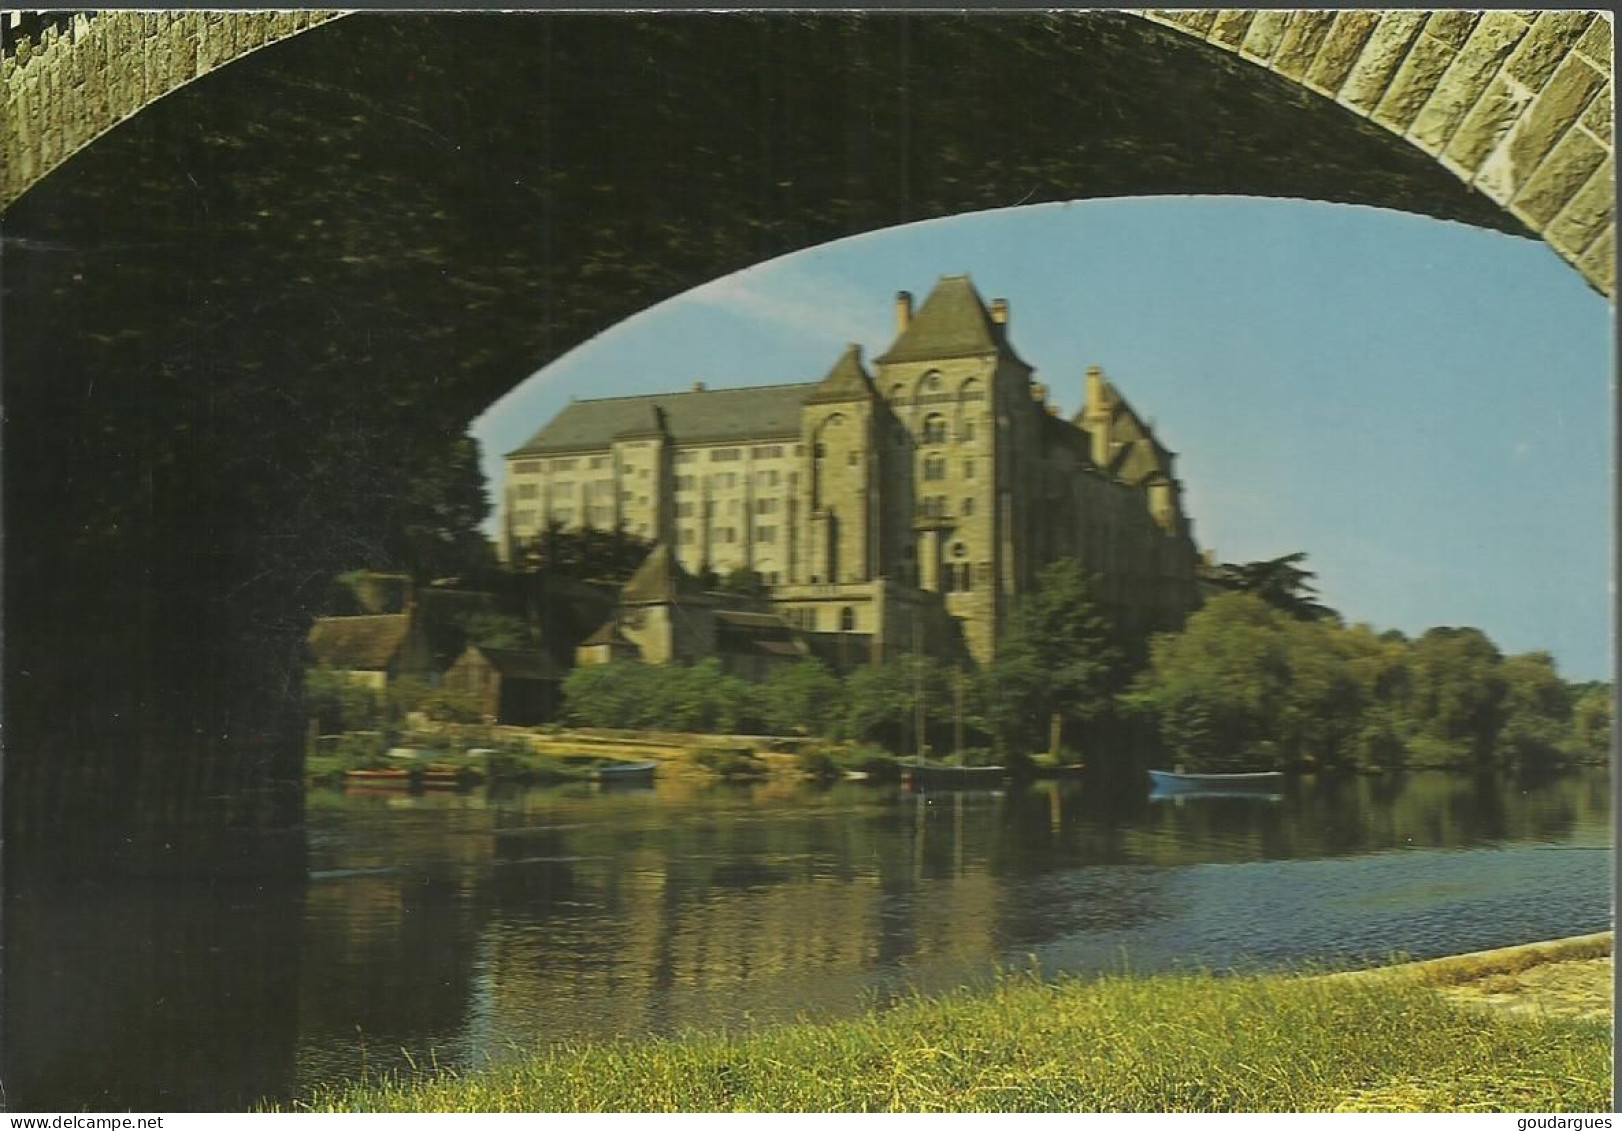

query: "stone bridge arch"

left=1, top=11, right=1613, bottom=849
left=4, top=9, right=1613, bottom=290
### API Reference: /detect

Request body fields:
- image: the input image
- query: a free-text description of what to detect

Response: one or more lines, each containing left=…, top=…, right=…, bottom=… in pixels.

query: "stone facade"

left=510, top=277, right=1203, bottom=665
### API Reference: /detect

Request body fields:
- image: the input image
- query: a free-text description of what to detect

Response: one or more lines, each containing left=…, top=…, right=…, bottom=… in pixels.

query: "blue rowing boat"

left=1147, top=769, right=1284, bottom=794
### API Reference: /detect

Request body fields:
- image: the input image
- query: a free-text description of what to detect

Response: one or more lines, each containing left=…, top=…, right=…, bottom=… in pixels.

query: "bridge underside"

left=2, top=13, right=1547, bottom=849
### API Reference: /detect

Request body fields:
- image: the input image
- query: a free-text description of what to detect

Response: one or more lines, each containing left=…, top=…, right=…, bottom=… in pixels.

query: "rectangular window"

left=964, top=459, right=975, bottom=479
left=756, top=498, right=778, bottom=515
left=962, top=421, right=976, bottom=442
left=923, top=456, right=946, bottom=482
left=512, top=508, right=535, bottom=525
left=757, top=526, right=776, bottom=542
left=676, top=502, right=695, bottom=517
left=551, top=458, right=577, bottom=471
left=711, top=448, right=741, bottom=462
left=680, top=527, right=695, bottom=545
left=516, top=483, right=538, bottom=499
left=515, top=460, right=541, bottom=474
left=963, top=496, right=976, bottom=516
left=675, top=451, right=697, bottom=465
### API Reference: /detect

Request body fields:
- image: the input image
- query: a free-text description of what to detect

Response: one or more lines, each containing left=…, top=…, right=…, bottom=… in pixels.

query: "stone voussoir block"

left=1504, top=54, right=1607, bottom=180
left=1447, top=74, right=1535, bottom=183
left=1575, top=221, right=1614, bottom=293
left=1372, top=33, right=1457, bottom=134
left=1581, top=87, right=1612, bottom=141
left=1208, top=10, right=1255, bottom=50
left=1509, top=127, right=1608, bottom=228
left=1425, top=11, right=1481, bottom=50
left=1575, top=14, right=1612, bottom=69
left=1545, top=155, right=1615, bottom=260
left=1239, top=10, right=1291, bottom=63
left=1505, top=10, right=1596, bottom=93
left=1338, top=11, right=1429, bottom=115
left=1271, top=10, right=1337, bottom=81
left=1304, top=10, right=1382, bottom=96
left=1408, top=12, right=1532, bottom=156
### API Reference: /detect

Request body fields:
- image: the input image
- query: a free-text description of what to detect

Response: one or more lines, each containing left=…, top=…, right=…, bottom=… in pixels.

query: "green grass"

left=285, top=969, right=1610, bottom=1112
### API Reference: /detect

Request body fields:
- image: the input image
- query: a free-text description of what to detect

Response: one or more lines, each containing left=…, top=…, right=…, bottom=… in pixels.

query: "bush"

left=422, top=688, right=485, bottom=724
left=692, top=745, right=767, bottom=780
left=795, top=746, right=841, bottom=781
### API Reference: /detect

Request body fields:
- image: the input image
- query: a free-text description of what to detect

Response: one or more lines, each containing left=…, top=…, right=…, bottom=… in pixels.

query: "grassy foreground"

left=290, top=969, right=1611, bottom=1113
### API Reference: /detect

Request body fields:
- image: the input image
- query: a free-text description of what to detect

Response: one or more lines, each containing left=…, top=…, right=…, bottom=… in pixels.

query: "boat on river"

left=906, top=762, right=1007, bottom=789
left=592, top=761, right=657, bottom=784
left=344, top=768, right=414, bottom=786
left=1147, top=768, right=1284, bottom=794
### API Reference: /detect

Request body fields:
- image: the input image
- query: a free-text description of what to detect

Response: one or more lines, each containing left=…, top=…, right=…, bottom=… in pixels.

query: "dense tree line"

left=1126, top=593, right=1610, bottom=772
left=561, top=557, right=1611, bottom=773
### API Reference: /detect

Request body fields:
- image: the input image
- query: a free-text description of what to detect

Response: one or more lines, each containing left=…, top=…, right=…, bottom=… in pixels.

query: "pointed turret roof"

left=876, top=275, right=1019, bottom=365
left=621, top=543, right=707, bottom=605
left=804, top=343, right=877, bottom=405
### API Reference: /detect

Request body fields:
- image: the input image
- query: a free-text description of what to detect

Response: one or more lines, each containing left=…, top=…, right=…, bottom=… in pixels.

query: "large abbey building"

left=502, top=276, right=1203, bottom=665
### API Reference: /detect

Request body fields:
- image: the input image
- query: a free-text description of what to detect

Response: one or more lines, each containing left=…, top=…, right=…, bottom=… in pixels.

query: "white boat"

left=591, top=760, right=657, bottom=783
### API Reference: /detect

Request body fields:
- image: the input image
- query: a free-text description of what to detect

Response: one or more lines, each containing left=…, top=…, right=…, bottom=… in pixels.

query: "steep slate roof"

left=621, top=543, right=708, bottom=604
left=467, top=645, right=563, bottom=681
left=805, top=344, right=877, bottom=405
left=876, top=275, right=1023, bottom=366
left=508, top=383, right=813, bottom=456
left=307, top=614, right=413, bottom=670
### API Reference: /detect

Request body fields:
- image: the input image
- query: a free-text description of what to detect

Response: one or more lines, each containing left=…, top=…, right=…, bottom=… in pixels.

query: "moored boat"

left=344, top=768, right=414, bottom=786
left=1147, top=768, right=1284, bottom=794
left=592, top=760, right=657, bottom=783
left=906, top=763, right=1007, bottom=789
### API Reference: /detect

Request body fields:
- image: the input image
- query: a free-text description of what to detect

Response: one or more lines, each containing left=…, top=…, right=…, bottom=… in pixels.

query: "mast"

left=913, top=611, right=925, bottom=765
left=953, top=665, right=964, bottom=765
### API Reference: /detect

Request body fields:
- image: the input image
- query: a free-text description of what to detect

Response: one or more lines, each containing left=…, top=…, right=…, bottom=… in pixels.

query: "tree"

left=1207, top=551, right=1337, bottom=622
left=845, top=655, right=951, bottom=753
left=462, top=611, right=540, bottom=651
left=1571, top=684, right=1613, bottom=761
left=1126, top=592, right=1292, bottom=770
left=1495, top=651, right=1574, bottom=768
left=1401, top=627, right=1508, bottom=765
left=514, top=521, right=652, bottom=583
left=760, top=660, right=844, bottom=736
left=719, top=566, right=765, bottom=597
left=988, top=559, right=1126, bottom=758
left=384, top=433, right=493, bottom=582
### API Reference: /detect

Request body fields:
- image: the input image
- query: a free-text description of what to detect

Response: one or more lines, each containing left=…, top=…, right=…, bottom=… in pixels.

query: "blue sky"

left=473, top=197, right=1613, bottom=681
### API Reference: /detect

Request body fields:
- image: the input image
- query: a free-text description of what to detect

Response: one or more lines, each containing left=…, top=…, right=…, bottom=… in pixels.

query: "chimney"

left=1085, top=365, right=1106, bottom=413
left=1031, top=380, right=1047, bottom=403
left=692, top=380, right=706, bottom=392
left=895, top=290, right=913, bottom=333
left=990, top=298, right=1009, bottom=325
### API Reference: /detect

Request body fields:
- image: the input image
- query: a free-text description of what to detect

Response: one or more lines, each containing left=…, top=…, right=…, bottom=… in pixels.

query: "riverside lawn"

left=286, top=966, right=1610, bottom=1113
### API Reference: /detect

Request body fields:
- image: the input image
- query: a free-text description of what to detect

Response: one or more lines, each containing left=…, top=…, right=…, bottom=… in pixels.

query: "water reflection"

left=6, top=767, right=1610, bottom=1110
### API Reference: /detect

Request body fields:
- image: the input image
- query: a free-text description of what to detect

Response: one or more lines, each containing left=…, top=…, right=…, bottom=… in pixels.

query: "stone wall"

left=1143, top=9, right=1614, bottom=294
left=2, top=10, right=339, bottom=206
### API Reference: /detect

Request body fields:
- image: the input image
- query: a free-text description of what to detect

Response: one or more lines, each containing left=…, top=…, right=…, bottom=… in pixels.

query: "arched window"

left=925, top=371, right=944, bottom=393
left=922, top=414, right=947, bottom=445
left=958, top=378, right=983, bottom=402
left=840, top=606, right=855, bottom=632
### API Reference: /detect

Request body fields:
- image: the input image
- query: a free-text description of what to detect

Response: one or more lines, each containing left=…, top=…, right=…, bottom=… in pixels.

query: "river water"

left=7, top=767, right=1611, bottom=1110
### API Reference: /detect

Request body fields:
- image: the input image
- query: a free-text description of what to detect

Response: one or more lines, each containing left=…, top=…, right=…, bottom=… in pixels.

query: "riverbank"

left=288, top=940, right=1611, bottom=1113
